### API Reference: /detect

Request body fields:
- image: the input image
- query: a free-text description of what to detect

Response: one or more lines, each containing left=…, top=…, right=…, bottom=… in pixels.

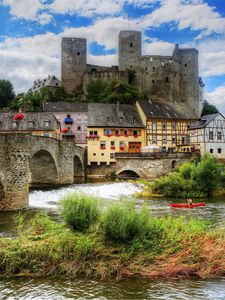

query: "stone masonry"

left=61, top=31, right=204, bottom=118
left=0, top=133, right=86, bottom=211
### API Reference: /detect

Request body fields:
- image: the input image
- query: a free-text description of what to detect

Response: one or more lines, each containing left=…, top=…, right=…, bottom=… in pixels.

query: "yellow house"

left=87, top=103, right=145, bottom=165
left=0, top=112, right=61, bottom=140
left=136, top=100, right=198, bottom=152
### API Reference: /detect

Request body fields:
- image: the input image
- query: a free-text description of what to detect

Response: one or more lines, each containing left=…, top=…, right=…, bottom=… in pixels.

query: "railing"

left=115, top=152, right=194, bottom=159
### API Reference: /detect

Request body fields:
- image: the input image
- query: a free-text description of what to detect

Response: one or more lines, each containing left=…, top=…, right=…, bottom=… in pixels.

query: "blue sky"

left=0, top=0, right=225, bottom=113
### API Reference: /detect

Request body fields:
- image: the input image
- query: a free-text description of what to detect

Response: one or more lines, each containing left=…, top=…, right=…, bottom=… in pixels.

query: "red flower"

left=13, top=113, right=25, bottom=120
left=120, top=146, right=125, bottom=151
left=62, top=128, right=69, bottom=133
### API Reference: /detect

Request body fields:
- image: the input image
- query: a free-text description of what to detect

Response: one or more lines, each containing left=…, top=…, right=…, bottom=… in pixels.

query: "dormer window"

left=106, top=116, right=110, bottom=122
left=120, top=117, right=124, bottom=123
left=44, top=120, right=50, bottom=127
left=132, top=117, right=136, bottom=124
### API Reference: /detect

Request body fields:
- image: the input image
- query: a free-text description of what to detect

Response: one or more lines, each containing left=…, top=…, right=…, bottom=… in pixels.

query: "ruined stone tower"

left=61, top=31, right=203, bottom=117
left=61, top=37, right=87, bottom=93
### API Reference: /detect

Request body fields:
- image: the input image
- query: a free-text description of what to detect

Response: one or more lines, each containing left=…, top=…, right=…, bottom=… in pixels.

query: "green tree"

left=202, top=100, right=218, bottom=116
left=0, top=79, right=15, bottom=108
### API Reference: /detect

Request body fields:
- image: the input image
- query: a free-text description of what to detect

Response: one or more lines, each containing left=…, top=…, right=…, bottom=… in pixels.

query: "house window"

left=106, top=129, right=111, bottom=136
left=218, top=148, right=222, bottom=154
left=119, top=141, right=125, bottom=147
left=172, top=122, right=176, bottom=130
left=162, top=122, right=167, bottom=130
left=209, top=131, right=213, bottom=140
left=152, top=135, right=157, bottom=143
left=77, top=125, right=81, bottom=131
left=110, top=141, right=115, bottom=149
left=124, top=130, right=128, bottom=136
left=172, top=136, right=176, bottom=144
left=133, top=130, right=138, bottom=136
left=93, top=153, right=96, bottom=156
left=44, top=120, right=50, bottom=127
left=101, top=153, right=104, bottom=156
left=43, top=133, right=50, bottom=137
left=28, top=121, right=34, bottom=128
left=90, top=130, right=98, bottom=136
left=218, top=132, right=222, bottom=140
left=100, top=141, right=106, bottom=149
left=163, top=136, right=167, bottom=143
left=152, top=122, right=157, bottom=131
left=12, top=121, right=18, bottom=128
left=110, top=153, right=115, bottom=159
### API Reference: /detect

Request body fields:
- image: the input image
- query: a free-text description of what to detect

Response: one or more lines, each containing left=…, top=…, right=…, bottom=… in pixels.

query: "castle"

left=61, top=31, right=204, bottom=118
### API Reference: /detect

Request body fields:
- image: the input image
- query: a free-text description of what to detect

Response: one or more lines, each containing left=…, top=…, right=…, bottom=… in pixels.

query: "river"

left=0, top=180, right=225, bottom=299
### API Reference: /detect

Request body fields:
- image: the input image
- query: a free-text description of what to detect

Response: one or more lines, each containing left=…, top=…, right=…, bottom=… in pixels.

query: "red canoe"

left=170, top=203, right=206, bottom=209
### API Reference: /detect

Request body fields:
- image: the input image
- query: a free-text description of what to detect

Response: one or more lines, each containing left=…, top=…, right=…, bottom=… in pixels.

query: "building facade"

left=136, top=100, right=197, bottom=152
left=61, top=31, right=204, bottom=118
left=189, top=113, right=225, bottom=159
left=0, top=112, right=61, bottom=140
left=87, top=103, right=145, bottom=165
left=43, top=102, right=88, bottom=146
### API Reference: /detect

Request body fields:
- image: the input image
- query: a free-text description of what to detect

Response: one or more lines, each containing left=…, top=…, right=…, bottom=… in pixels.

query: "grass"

left=0, top=197, right=224, bottom=280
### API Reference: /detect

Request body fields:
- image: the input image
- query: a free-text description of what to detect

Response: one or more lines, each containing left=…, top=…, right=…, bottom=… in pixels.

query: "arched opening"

left=74, top=155, right=84, bottom=177
left=171, top=160, right=177, bottom=169
left=117, top=170, right=140, bottom=179
left=29, top=150, right=58, bottom=185
left=0, top=180, right=5, bottom=201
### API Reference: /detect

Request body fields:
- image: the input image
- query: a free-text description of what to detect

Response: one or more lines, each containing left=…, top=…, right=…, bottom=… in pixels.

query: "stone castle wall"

left=61, top=31, right=203, bottom=117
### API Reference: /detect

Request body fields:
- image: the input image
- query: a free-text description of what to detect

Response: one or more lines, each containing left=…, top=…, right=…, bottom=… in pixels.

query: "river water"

left=0, top=180, right=225, bottom=299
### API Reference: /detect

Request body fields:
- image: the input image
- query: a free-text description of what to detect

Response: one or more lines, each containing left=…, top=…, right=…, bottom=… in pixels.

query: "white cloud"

left=206, top=85, right=225, bottom=115
left=2, top=0, right=44, bottom=20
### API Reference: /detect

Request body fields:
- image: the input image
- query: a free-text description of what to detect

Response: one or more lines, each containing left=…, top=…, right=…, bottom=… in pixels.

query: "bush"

left=101, top=200, right=149, bottom=242
left=59, top=192, right=100, bottom=232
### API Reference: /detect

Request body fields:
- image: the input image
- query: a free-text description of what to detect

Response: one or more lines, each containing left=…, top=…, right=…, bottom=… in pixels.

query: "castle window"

left=152, top=79, right=155, bottom=83
left=210, top=149, right=213, bottom=154
left=218, top=132, right=222, bottom=140
left=130, top=65, right=133, bottom=69
left=150, top=57, right=153, bottom=62
left=153, top=67, right=155, bottom=70
left=130, top=43, right=133, bottom=48
left=166, top=77, right=169, bottom=83
left=77, top=52, right=80, bottom=56
left=185, top=63, right=187, bottom=67
left=162, top=61, right=165, bottom=67
left=218, top=148, right=222, bottom=154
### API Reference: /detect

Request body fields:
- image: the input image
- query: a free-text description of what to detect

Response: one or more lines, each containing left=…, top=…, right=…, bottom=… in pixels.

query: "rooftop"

left=44, top=102, right=88, bottom=112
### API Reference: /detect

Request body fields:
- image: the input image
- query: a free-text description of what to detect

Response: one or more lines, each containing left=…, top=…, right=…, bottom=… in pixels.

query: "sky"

left=0, top=0, right=225, bottom=113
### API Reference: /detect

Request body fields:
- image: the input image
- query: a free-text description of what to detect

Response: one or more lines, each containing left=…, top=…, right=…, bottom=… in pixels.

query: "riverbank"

left=0, top=213, right=224, bottom=280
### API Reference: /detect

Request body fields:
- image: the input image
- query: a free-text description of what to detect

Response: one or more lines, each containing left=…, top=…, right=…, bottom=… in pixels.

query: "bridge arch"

left=116, top=167, right=140, bottom=178
left=29, top=150, right=58, bottom=184
left=74, top=155, right=85, bottom=177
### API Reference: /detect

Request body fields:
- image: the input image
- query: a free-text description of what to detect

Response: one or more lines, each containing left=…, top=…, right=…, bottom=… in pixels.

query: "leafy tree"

left=202, top=100, right=218, bottom=116
left=0, top=79, right=15, bottom=108
left=86, top=79, right=144, bottom=104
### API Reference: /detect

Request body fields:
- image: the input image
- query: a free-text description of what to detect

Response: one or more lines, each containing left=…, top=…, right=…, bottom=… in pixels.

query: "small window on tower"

left=166, top=77, right=169, bottom=83
left=130, top=43, right=133, bottom=47
left=152, top=79, right=155, bottom=83
left=77, top=52, right=80, bottom=56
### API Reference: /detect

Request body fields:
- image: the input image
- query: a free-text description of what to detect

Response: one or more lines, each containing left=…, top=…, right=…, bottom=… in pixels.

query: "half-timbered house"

left=136, top=100, right=198, bottom=152
left=189, top=113, right=225, bottom=158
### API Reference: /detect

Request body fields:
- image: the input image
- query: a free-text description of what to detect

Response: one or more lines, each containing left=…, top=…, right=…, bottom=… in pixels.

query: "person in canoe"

left=187, top=198, right=193, bottom=207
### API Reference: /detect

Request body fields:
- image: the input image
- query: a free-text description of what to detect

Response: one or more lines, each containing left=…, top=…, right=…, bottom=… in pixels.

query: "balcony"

left=64, top=117, right=73, bottom=124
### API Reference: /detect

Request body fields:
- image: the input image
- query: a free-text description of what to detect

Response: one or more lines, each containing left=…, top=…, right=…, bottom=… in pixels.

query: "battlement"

left=61, top=30, right=203, bottom=117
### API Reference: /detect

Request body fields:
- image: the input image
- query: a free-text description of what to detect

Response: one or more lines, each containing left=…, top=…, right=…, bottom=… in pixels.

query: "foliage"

left=86, top=79, right=145, bottom=104
left=0, top=79, right=15, bottom=108
left=153, top=154, right=223, bottom=197
left=59, top=192, right=100, bottom=232
left=100, top=200, right=150, bottom=242
left=202, top=100, right=218, bottom=116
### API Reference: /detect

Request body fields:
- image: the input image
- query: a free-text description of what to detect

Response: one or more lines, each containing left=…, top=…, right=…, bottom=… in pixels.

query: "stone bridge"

left=0, top=133, right=86, bottom=210
left=87, top=153, right=192, bottom=179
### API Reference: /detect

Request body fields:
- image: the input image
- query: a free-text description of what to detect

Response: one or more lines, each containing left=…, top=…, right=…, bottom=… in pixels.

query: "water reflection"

left=0, top=277, right=225, bottom=300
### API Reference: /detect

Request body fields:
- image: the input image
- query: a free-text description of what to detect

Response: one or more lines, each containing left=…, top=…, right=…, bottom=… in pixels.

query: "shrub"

left=59, top=192, right=100, bottom=232
left=101, top=200, right=149, bottom=242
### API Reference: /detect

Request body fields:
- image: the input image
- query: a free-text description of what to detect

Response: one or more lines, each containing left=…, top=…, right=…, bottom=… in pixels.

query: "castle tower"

left=61, top=37, right=87, bottom=94
left=173, top=46, right=201, bottom=117
left=118, top=31, right=142, bottom=71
